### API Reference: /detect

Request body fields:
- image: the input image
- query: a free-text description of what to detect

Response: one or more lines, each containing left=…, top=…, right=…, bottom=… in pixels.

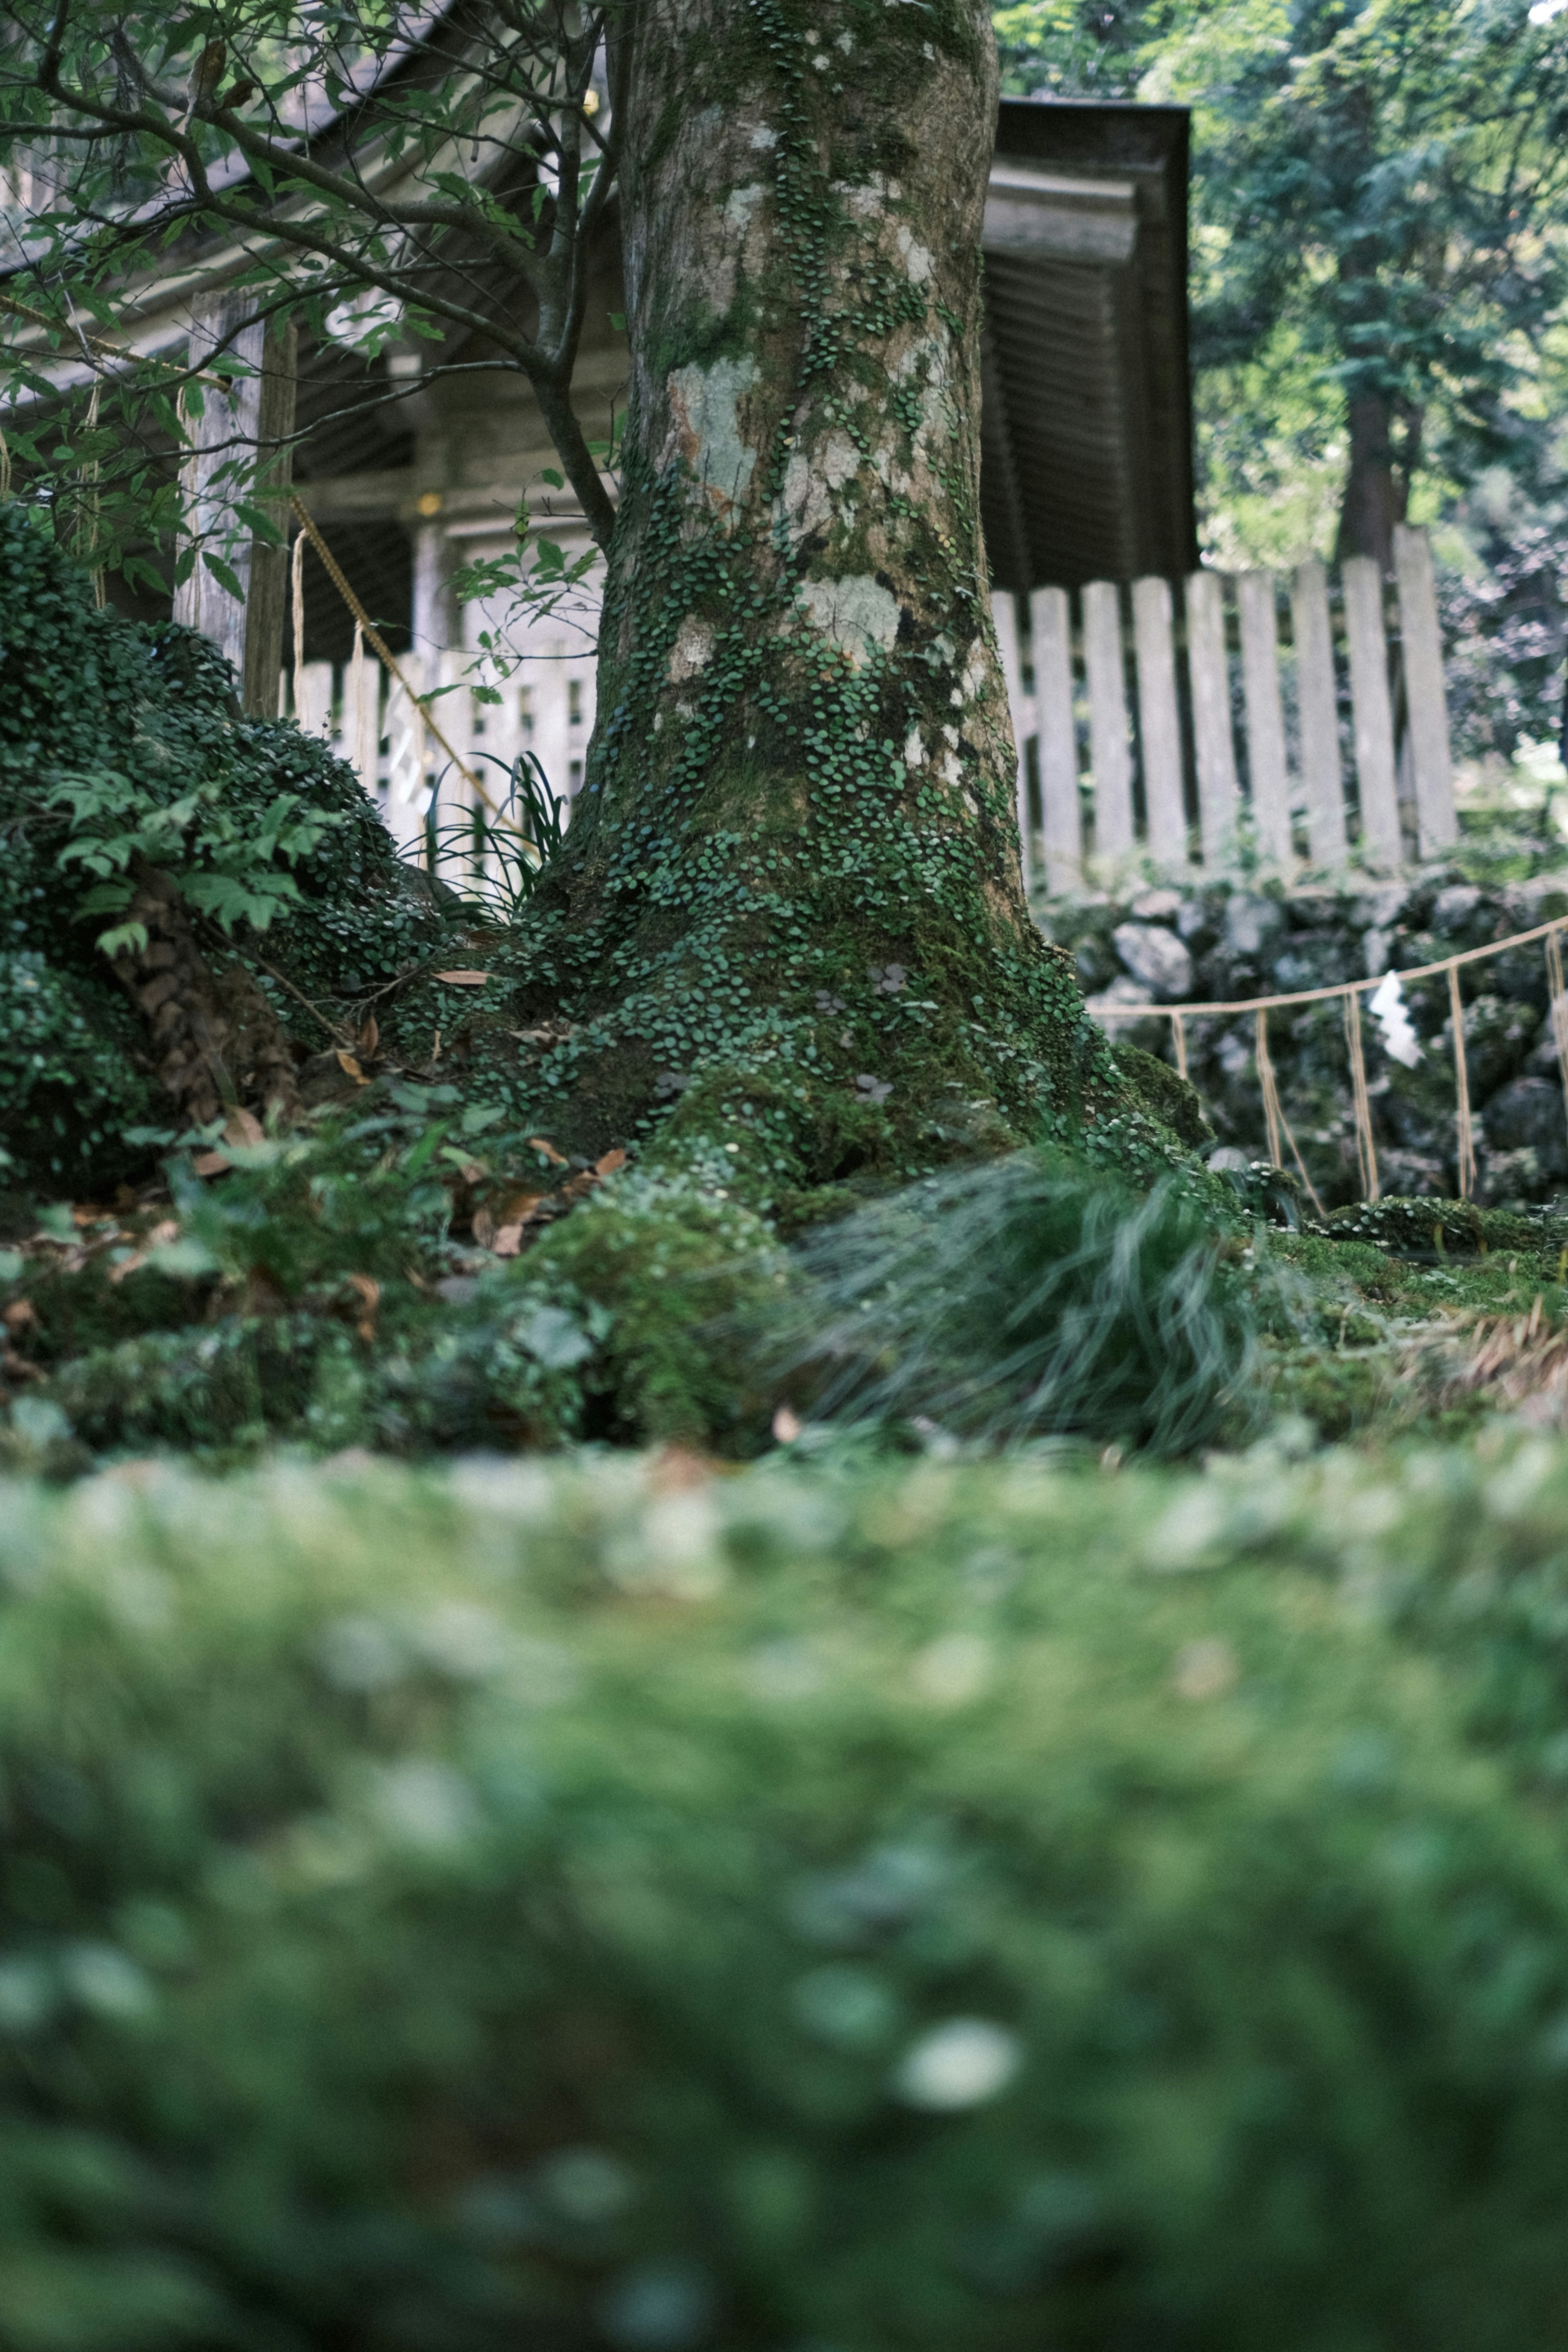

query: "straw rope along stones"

left=1088, top=911, right=1568, bottom=1207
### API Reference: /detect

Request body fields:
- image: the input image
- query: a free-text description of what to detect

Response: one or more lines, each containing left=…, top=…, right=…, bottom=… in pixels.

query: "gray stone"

left=1354, top=882, right=1412, bottom=933
left=1206, top=1147, right=1253, bottom=1176
left=1482, top=1076, right=1568, bottom=1176
left=1363, top=928, right=1393, bottom=978
left=1377, top=1150, right=1447, bottom=1198
left=1431, top=884, right=1482, bottom=932
left=1222, top=893, right=1282, bottom=959
left=1501, top=873, right=1568, bottom=929
left=1112, top=922, right=1192, bottom=1000
left=1129, top=886, right=1183, bottom=920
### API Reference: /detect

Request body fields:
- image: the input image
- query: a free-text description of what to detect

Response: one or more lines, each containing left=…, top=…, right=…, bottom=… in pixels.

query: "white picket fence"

left=993, top=522, right=1457, bottom=894
left=284, top=644, right=597, bottom=878
left=288, top=523, right=1455, bottom=897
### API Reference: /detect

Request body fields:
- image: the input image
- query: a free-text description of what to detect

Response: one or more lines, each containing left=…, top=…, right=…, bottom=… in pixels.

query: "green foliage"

left=0, top=505, right=453, bottom=1186
left=6, top=1438, right=1568, bottom=2343
left=781, top=1145, right=1261, bottom=1455
left=0, top=0, right=616, bottom=563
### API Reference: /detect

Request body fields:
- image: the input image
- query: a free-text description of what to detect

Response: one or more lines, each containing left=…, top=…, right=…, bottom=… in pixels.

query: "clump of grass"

left=781, top=1149, right=1263, bottom=1456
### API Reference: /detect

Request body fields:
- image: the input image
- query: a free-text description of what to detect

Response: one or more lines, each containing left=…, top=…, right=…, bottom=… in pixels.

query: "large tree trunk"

left=501, top=0, right=1109, bottom=1180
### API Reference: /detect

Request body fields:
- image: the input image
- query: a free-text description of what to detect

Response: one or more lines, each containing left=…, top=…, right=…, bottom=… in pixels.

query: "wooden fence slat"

left=1029, top=585, right=1081, bottom=894
left=1236, top=570, right=1292, bottom=867
left=1131, top=574, right=1186, bottom=869
left=991, top=589, right=1033, bottom=890
left=1392, top=522, right=1458, bottom=855
left=1289, top=558, right=1346, bottom=867
left=1185, top=568, right=1239, bottom=862
left=294, top=658, right=334, bottom=744
left=1082, top=579, right=1134, bottom=860
left=1341, top=553, right=1403, bottom=869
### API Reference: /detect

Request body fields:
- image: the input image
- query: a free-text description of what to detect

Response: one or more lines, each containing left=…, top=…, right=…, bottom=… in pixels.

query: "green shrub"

left=782, top=1148, right=1263, bottom=1454
left=5, top=1439, right=1568, bottom=2345
left=0, top=506, right=454, bottom=1188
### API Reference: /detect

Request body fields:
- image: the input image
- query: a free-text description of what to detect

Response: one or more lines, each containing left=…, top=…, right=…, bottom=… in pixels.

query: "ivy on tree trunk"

left=486, top=0, right=1111, bottom=1187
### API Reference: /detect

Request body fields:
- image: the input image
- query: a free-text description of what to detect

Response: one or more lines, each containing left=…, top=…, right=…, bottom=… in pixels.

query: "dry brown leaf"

left=334, top=1051, right=368, bottom=1082
left=223, top=1108, right=265, bottom=1148
left=356, top=1014, right=380, bottom=1057
left=3, top=1300, right=37, bottom=1332
left=492, top=1191, right=548, bottom=1227
left=492, top=1223, right=525, bottom=1257
left=345, top=1272, right=380, bottom=1342
left=471, top=1206, right=497, bottom=1250
left=528, top=1136, right=568, bottom=1165
left=191, top=1150, right=231, bottom=1177
left=595, top=1148, right=629, bottom=1177
left=434, top=971, right=491, bottom=987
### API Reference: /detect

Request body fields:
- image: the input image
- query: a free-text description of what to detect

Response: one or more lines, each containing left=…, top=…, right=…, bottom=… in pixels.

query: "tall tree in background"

left=996, top=0, right=1568, bottom=575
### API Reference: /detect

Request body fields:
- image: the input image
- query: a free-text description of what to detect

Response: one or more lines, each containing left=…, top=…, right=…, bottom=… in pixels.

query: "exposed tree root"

left=109, top=864, right=300, bottom=1131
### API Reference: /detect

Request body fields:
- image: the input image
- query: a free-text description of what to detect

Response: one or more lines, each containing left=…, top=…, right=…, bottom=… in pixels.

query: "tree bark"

left=499, top=0, right=1108, bottom=1178
left=1336, top=390, right=1410, bottom=575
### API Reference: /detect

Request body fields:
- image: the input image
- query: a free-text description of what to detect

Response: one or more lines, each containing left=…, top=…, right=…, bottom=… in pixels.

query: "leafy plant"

left=48, top=768, right=345, bottom=951
left=782, top=1147, right=1264, bottom=1454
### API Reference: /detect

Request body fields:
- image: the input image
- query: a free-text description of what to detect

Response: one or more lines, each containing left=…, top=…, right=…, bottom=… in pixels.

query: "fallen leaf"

left=356, top=1014, right=380, bottom=1057
left=492, top=1223, right=524, bottom=1257
left=434, top=971, right=491, bottom=987
left=335, top=1050, right=367, bottom=1081
left=191, top=1150, right=231, bottom=1177
left=492, top=1191, right=548, bottom=1227
left=471, top=1206, right=497, bottom=1250
left=345, top=1272, right=380, bottom=1342
left=3, top=1300, right=37, bottom=1332
left=223, top=1108, right=265, bottom=1148
left=528, top=1136, right=568, bottom=1165
left=595, top=1148, right=629, bottom=1177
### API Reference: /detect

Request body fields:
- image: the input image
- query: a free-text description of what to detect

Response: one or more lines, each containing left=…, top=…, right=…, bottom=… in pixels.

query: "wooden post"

left=1185, top=568, right=1239, bottom=863
left=1392, top=523, right=1458, bottom=855
left=1290, top=557, right=1347, bottom=867
left=1131, top=575, right=1186, bottom=869
left=1236, top=570, right=1292, bottom=868
left=1082, top=579, right=1134, bottom=861
left=173, top=296, right=297, bottom=715
left=991, top=588, right=1033, bottom=892
left=241, top=321, right=297, bottom=718
left=1341, top=554, right=1402, bottom=869
left=1029, top=585, right=1081, bottom=895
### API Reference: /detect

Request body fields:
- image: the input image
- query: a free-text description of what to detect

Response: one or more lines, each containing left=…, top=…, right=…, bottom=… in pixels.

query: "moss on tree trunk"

left=466, top=0, right=1118, bottom=1194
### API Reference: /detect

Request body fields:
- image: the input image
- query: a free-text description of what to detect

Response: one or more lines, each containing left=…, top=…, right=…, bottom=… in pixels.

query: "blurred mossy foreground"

left=7, top=1442, right=1568, bottom=2347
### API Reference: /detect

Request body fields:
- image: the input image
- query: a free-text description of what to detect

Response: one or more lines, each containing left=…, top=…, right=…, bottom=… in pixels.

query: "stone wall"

left=1041, top=866, right=1568, bottom=1207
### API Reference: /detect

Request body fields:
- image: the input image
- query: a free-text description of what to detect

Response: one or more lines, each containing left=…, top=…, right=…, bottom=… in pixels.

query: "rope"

left=1547, top=928, right=1568, bottom=1141
left=83, top=381, right=104, bottom=608
left=1449, top=963, right=1476, bottom=1200
left=1343, top=987, right=1381, bottom=1203
left=0, top=425, right=10, bottom=501
left=290, top=529, right=306, bottom=720
left=1171, top=1008, right=1188, bottom=1081
left=1089, top=912, right=1568, bottom=1019
left=289, top=497, right=499, bottom=818
left=1255, top=1008, right=1284, bottom=1171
